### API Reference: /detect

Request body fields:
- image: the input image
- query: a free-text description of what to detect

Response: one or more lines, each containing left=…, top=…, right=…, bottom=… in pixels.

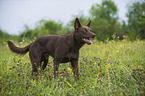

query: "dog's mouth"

left=82, top=37, right=93, bottom=45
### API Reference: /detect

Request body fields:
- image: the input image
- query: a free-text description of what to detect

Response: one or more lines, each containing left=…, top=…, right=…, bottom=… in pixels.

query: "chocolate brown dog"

left=7, top=18, right=95, bottom=79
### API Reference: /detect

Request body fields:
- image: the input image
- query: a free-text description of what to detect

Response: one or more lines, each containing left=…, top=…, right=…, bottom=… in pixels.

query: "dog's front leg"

left=54, top=60, right=59, bottom=77
left=71, top=59, right=79, bottom=80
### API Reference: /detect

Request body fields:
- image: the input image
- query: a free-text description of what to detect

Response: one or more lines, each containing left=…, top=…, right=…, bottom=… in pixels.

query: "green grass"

left=0, top=39, right=145, bottom=96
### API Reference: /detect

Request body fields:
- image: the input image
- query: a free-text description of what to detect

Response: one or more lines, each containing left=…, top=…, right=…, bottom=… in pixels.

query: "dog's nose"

left=92, top=33, right=96, bottom=38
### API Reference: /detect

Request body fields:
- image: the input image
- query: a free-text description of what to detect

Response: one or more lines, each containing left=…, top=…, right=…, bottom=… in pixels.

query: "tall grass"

left=0, top=39, right=145, bottom=95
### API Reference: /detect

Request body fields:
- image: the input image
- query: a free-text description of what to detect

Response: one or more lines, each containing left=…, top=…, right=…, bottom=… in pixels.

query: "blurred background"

left=0, top=0, right=145, bottom=41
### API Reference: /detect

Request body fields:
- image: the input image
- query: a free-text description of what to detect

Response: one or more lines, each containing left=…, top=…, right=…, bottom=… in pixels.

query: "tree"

left=89, top=0, right=119, bottom=41
left=126, top=0, right=145, bottom=40
left=38, top=20, right=63, bottom=35
left=0, top=29, right=19, bottom=41
left=20, top=20, right=63, bottom=40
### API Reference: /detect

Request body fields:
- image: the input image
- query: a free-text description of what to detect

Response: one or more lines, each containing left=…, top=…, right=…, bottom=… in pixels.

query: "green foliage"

left=0, top=39, right=145, bottom=95
left=90, top=0, right=120, bottom=41
left=0, top=29, right=20, bottom=41
left=38, top=20, right=63, bottom=35
left=90, top=0, right=118, bottom=20
left=127, top=0, right=145, bottom=40
left=20, top=20, right=63, bottom=40
left=0, top=29, right=9, bottom=39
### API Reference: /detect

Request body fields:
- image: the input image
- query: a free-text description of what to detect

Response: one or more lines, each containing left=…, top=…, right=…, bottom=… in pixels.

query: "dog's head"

left=74, top=18, right=96, bottom=45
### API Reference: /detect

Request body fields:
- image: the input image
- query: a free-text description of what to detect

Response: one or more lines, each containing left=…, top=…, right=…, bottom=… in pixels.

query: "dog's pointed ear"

left=86, top=20, right=91, bottom=27
left=74, top=18, right=82, bottom=29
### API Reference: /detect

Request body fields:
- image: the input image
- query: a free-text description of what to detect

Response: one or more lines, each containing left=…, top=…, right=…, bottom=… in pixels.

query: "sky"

left=0, top=0, right=133, bottom=35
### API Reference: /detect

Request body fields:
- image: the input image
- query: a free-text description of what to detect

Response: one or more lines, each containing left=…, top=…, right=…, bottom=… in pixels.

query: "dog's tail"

left=7, top=40, right=32, bottom=55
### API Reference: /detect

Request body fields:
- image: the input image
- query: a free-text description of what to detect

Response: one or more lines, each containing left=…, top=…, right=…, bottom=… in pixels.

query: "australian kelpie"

left=7, top=18, right=96, bottom=79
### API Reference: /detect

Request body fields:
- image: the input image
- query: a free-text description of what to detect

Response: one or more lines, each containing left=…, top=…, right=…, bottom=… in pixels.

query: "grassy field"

left=0, top=39, right=145, bottom=96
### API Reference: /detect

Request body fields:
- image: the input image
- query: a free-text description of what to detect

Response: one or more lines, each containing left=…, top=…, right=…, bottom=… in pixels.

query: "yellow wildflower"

left=96, top=73, right=100, bottom=77
left=67, top=67, right=72, bottom=72
left=106, top=64, right=110, bottom=68
left=84, top=90, right=86, bottom=94
left=66, top=82, right=72, bottom=87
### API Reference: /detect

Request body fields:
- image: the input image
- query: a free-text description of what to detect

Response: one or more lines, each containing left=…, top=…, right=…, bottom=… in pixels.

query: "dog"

left=7, top=18, right=96, bottom=79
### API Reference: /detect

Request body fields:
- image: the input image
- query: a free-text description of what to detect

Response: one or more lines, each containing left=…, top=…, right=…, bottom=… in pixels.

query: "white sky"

left=0, top=0, right=133, bottom=35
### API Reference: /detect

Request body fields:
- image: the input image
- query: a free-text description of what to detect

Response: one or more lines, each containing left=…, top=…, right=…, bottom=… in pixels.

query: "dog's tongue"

left=82, top=38, right=93, bottom=44
left=89, top=40, right=93, bottom=44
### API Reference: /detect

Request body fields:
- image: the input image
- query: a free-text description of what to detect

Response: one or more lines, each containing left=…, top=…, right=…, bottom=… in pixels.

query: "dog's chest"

left=60, top=52, right=78, bottom=63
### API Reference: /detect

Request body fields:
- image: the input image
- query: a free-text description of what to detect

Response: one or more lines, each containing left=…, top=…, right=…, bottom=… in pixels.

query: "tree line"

left=0, top=0, right=145, bottom=41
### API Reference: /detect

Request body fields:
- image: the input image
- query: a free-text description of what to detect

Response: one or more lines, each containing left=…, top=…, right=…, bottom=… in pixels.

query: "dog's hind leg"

left=29, top=51, right=41, bottom=74
left=31, top=59, right=41, bottom=75
left=41, top=55, right=49, bottom=70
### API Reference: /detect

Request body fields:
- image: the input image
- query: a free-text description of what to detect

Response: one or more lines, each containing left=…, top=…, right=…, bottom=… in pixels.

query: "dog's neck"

left=68, top=31, right=85, bottom=52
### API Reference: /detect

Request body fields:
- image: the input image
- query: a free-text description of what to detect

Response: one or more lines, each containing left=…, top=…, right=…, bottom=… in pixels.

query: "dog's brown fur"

left=7, top=18, right=95, bottom=79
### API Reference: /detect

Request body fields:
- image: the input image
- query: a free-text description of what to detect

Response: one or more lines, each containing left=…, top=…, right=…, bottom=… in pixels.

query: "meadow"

left=0, top=39, right=145, bottom=96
